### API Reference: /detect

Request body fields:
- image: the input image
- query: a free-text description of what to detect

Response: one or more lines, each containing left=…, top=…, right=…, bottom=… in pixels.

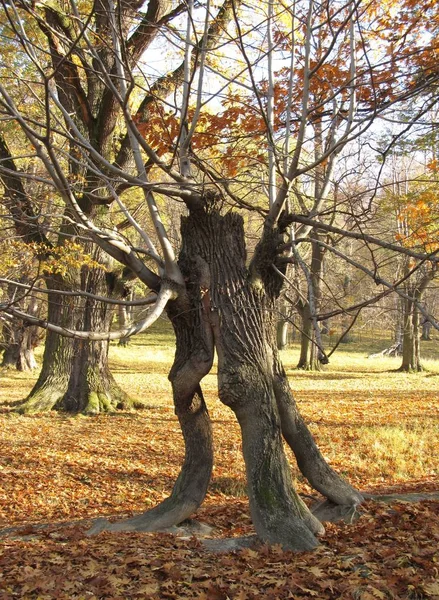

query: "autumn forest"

left=0, top=0, right=438, bottom=597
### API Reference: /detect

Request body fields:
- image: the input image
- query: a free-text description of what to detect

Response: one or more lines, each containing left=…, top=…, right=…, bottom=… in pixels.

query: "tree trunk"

left=90, top=208, right=362, bottom=550
left=186, top=211, right=325, bottom=549
left=296, top=233, right=325, bottom=370
left=276, top=318, right=288, bottom=350
left=1, top=294, right=40, bottom=372
left=1, top=324, right=38, bottom=371
left=18, top=269, right=134, bottom=414
left=118, top=290, right=133, bottom=347
left=88, top=245, right=215, bottom=535
left=399, top=297, right=422, bottom=372
left=421, top=320, right=432, bottom=341
left=296, top=301, right=319, bottom=370
left=340, top=274, right=354, bottom=343
left=398, top=271, right=433, bottom=373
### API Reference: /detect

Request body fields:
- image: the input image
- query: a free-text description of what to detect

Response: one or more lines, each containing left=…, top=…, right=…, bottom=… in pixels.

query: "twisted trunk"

left=89, top=208, right=361, bottom=550
left=88, top=254, right=215, bottom=535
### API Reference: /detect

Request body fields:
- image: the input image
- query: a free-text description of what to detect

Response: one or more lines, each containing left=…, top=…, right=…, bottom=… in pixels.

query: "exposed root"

left=17, top=386, right=138, bottom=415
left=17, top=388, right=65, bottom=414
left=311, top=499, right=362, bottom=524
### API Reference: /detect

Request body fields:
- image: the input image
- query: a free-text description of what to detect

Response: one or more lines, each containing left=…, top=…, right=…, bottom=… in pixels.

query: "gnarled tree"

left=1, top=0, right=439, bottom=549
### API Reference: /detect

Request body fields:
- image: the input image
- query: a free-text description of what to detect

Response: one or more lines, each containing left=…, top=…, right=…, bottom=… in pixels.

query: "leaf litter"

left=0, top=344, right=438, bottom=599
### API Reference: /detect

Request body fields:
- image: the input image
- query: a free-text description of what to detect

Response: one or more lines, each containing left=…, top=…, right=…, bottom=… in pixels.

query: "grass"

left=1, top=320, right=437, bottom=507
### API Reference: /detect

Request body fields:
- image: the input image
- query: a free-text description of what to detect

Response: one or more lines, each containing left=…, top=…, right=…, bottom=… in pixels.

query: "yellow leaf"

left=423, top=582, right=439, bottom=598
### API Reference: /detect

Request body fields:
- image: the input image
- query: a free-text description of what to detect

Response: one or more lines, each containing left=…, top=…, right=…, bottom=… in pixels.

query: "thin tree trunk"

left=272, top=354, right=363, bottom=506
left=118, top=289, right=134, bottom=347
left=277, top=318, right=288, bottom=350
left=340, top=274, right=353, bottom=343
left=118, top=304, right=130, bottom=346
left=421, top=320, right=432, bottom=341
left=399, top=297, right=422, bottom=372
left=88, top=256, right=215, bottom=535
left=297, top=301, right=316, bottom=369
left=296, top=233, right=324, bottom=370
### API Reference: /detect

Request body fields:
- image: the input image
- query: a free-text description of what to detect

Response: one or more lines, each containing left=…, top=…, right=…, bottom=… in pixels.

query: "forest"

left=0, top=0, right=438, bottom=597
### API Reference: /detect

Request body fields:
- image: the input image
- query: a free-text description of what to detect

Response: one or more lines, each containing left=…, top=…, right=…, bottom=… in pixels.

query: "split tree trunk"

left=90, top=208, right=362, bottom=550
left=398, top=273, right=433, bottom=372
left=181, top=210, right=361, bottom=549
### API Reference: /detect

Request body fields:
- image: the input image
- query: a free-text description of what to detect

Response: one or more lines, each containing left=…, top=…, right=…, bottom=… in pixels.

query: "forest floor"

left=0, top=324, right=438, bottom=599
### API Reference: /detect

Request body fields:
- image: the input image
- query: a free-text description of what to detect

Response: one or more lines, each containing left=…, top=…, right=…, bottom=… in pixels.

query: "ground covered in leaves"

left=0, top=330, right=438, bottom=599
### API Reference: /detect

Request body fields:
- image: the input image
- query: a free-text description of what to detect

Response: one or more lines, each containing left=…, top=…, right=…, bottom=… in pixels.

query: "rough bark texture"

left=1, top=320, right=38, bottom=372
left=88, top=207, right=362, bottom=550
left=1, top=288, right=40, bottom=372
left=88, top=267, right=215, bottom=535
left=177, top=210, right=328, bottom=550
left=18, top=270, right=133, bottom=414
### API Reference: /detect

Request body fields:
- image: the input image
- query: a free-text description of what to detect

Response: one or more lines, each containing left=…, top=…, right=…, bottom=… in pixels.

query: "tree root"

left=16, top=386, right=139, bottom=414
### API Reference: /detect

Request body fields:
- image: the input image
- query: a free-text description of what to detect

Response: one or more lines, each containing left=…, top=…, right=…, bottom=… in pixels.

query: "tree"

left=1, top=0, right=439, bottom=550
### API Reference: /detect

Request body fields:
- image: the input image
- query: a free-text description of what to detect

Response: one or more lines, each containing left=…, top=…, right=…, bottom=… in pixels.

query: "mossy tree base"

left=18, top=380, right=139, bottom=415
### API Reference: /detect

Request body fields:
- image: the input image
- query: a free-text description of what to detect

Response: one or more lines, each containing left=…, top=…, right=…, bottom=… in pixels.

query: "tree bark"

left=398, top=272, right=432, bottom=372
left=18, top=269, right=133, bottom=414
left=296, top=233, right=324, bottom=370
left=184, top=210, right=324, bottom=549
left=296, top=301, right=318, bottom=370
left=272, top=355, right=363, bottom=506
left=1, top=292, right=40, bottom=372
left=277, top=318, right=288, bottom=350
left=118, top=301, right=132, bottom=347
left=399, top=297, right=422, bottom=372
left=89, top=207, right=362, bottom=550
left=1, top=322, right=38, bottom=372
left=88, top=255, right=215, bottom=535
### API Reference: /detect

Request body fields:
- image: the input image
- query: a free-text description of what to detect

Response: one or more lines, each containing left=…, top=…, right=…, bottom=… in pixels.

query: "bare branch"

left=1, top=284, right=176, bottom=340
